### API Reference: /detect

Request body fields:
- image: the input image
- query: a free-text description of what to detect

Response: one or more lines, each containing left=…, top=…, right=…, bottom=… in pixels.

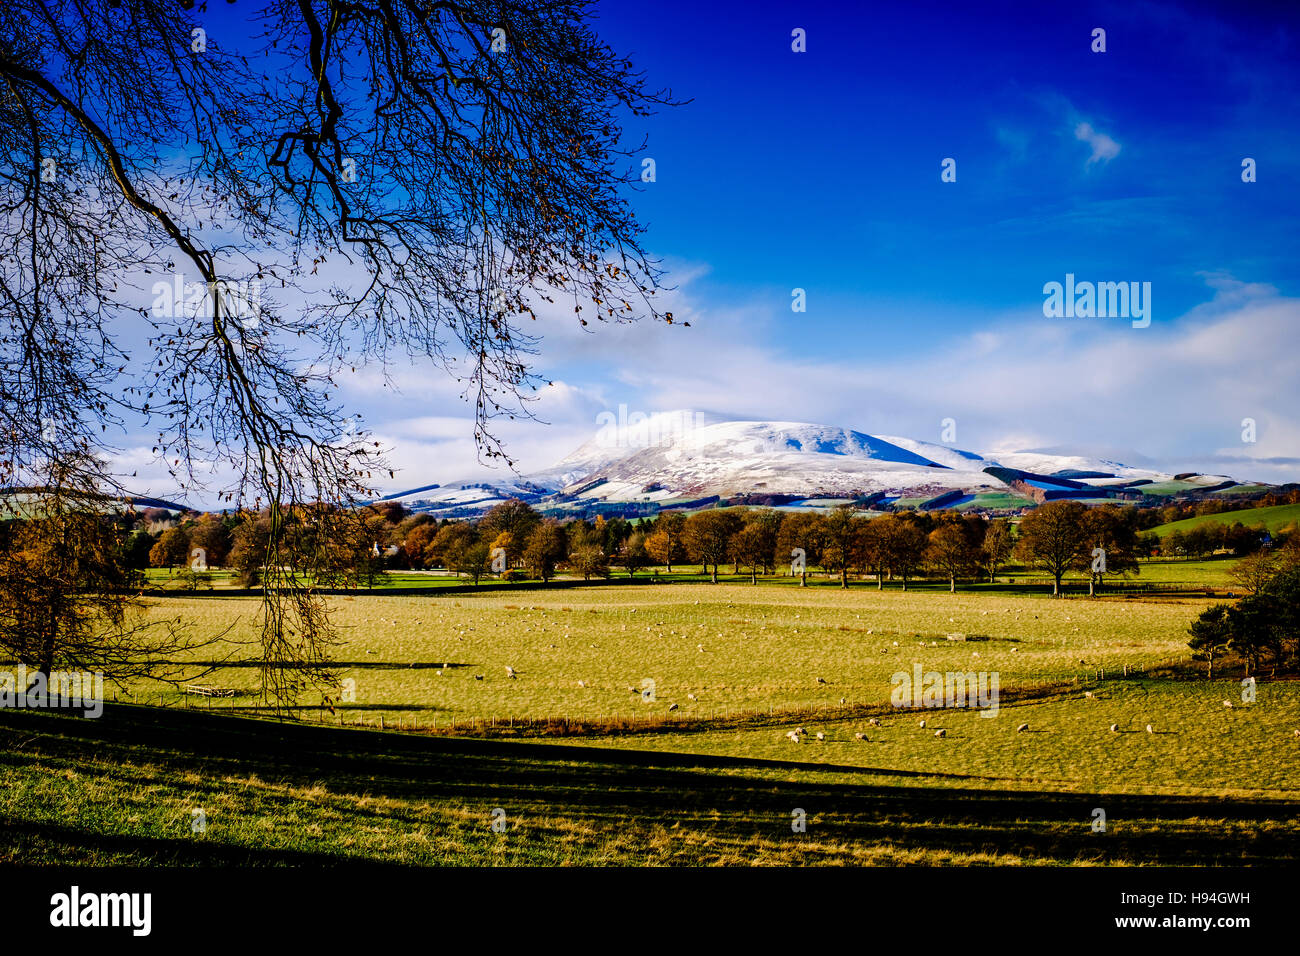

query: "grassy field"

left=3, top=705, right=1297, bottom=866
left=1149, top=502, right=1300, bottom=537
left=127, top=583, right=1213, bottom=727
left=7, top=560, right=1298, bottom=866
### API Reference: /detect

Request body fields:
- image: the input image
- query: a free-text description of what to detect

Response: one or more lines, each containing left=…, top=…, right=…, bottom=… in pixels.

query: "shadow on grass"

left=2, top=705, right=1297, bottom=866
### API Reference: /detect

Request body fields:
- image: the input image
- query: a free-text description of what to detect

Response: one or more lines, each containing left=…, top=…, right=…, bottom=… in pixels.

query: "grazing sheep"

left=577, top=680, right=586, bottom=688
left=794, top=726, right=807, bottom=736
left=789, top=733, right=802, bottom=744
left=697, top=644, right=705, bottom=653
left=1084, top=691, right=1094, bottom=698
left=934, top=729, right=946, bottom=738
left=785, top=730, right=799, bottom=741
left=839, top=697, right=847, bottom=705
left=854, top=732, right=867, bottom=740
left=816, top=677, right=827, bottom=684
left=474, top=675, right=484, bottom=681
left=867, top=718, right=881, bottom=727
left=687, top=693, right=698, bottom=702
left=816, top=732, right=826, bottom=741
left=918, top=719, right=927, bottom=729
left=1146, top=724, right=1154, bottom=734
left=505, top=666, right=516, bottom=678
left=1109, top=723, right=1120, bottom=733
left=668, top=703, right=678, bottom=712
left=1017, top=723, right=1029, bottom=733
left=1294, top=729, right=1300, bottom=737
left=1223, top=700, right=1233, bottom=708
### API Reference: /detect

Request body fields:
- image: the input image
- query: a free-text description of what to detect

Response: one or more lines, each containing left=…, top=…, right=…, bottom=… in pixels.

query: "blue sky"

left=114, top=0, right=1300, bottom=500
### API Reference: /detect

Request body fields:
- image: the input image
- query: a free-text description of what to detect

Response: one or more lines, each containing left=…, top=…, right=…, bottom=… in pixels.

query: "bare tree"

left=1, top=0, right=676, bottom=704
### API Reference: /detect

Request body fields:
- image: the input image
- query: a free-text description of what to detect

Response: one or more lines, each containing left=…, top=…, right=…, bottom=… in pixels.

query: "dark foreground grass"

left=2, top=704, right=1297, bottom=866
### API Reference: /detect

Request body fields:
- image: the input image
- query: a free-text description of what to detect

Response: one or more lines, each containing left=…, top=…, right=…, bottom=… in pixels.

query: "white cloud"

left=1074, top=121, right=1121, bottom=166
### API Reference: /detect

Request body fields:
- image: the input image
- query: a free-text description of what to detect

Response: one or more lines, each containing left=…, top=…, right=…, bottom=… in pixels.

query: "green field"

left=124, top=584, right=1213, bottom=725
left=1149, top=502, right=1300, bottom=538
left=6, top=563, right=1298, bottom=866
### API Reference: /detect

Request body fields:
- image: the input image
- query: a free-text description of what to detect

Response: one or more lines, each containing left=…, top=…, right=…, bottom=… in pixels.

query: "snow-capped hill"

left=876, top=435, right=990, bottom=472
left=379, top=416, right=1253, bottom=516
left=549, top=420, right=997, bottom=500
left=662, top=421, right=945, bottom=467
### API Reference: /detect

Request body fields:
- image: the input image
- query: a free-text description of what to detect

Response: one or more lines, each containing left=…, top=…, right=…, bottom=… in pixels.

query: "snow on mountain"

left=381, top=417, right=1216, bottom=515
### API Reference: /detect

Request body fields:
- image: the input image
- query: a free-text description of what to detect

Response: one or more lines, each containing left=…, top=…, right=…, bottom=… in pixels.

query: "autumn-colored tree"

left=0, top=459, right=214, bottom=684
left=981, top=518, right=1014, bottom=583
left=889, top=516, right=929, bottom=591
left=649, top=511, right=686, bottom=572
left=822, top=506, right=861, bottom=589
left=621, top=532, right=649, bottom=579
left=149, top=526, right=191, bottom=571
left=682, top=510, right=742, bottom=583
left=1015, top=500, right=1089, bottom=596
left=729, top=523, right=769, bottom=584
left=403, top=522, right=439, bottom=570
left=188, top=513, right=233, bottom=568
left=925, top=520, right=980, bottom=592
left=1078, top=505, right=1141, bottom=596
left=523, top=520, right=567, bottom=582
left=569, top=544, right=609, bottom=581
left=776, top=512, right=825, bottom=586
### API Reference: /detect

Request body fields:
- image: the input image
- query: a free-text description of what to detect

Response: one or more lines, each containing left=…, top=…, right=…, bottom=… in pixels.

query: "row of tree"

left=1189, top=542, right=1300, bottom=677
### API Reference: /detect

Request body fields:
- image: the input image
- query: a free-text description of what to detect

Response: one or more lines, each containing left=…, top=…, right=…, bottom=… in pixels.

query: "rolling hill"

left=379, top=415, right=1258, bottom=518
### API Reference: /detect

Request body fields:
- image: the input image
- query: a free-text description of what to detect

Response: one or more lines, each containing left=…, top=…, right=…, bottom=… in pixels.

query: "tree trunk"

left=840, top=567, right=848, bottom=589
left=750, top=569, right=757, bottom=584
left=710, top=565, right=718, bottom=584
left=800, top=570, right=807, bottom=587
left=949, top=575, right=955, bottom=593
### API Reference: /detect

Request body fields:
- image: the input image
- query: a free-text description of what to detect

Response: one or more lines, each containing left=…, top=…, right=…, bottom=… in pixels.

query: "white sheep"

left=934, top=729, right=946, bottom=738
left=854, top=732, right=867, bottom=740
left=1109, top=723, right=1120, bottom=733
left=668, top=703, right=678, bottom=712
left=790, top=733, right=802, bottom=744
left=1146, top=724, right=1154, bottom=734
left=505, top=666, right=516, bottom=679
left=918, top=719, right=926, bottom=728
left=816, top=677, right=827, bottom=684
left=867, top=718, right=881, bottom=727
left=839, top=697, right=847, bottom=705
left=815, top=732, right=826, bottom=741
left=577, top=680, right=586, bottom=688
left=687, top=693, right=698, bottom=702
left=1223, top=700, right=1233, bottom=708
left=1017, top=723, right=1029, bottom=733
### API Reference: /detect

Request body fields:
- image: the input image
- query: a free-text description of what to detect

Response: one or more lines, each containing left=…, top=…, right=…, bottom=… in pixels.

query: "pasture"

left=133, top=584, right=1209, bottom=729
left=6, top=572, right=1300, bottom=866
